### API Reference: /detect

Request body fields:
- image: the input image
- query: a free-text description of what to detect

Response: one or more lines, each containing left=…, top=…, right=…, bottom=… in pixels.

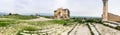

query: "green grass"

left=0, top=19, right=17, bottom=27
left=17, top=26, right=39, bottom=35
left=0, top=22, right=10, bottom=27
left=0, top=15, right=76, bottom=35
left=48, top=20, right=74, bottom=26
left=0, top=18, right=74, bottom=27
left=20, top=20, right=74, bottom=26
left=23, top=26, right=38, bottom=31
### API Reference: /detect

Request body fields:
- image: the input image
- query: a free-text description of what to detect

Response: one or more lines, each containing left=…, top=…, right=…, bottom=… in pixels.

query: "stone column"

left=102, top=0, right=108, bottom=21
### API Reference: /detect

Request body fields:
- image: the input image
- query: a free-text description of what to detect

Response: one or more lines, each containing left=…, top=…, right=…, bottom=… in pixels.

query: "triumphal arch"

left=54, top=8, right=70, bottom=20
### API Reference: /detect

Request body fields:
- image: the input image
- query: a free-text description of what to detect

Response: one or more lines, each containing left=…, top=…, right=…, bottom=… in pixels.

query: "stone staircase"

left=103, top=21, right=120, bottom=28
left=87, top=23, right=100, bottom=35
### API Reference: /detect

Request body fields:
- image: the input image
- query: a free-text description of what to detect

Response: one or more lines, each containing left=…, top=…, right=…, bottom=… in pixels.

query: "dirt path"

left=94, top=23, right=120, bottom=35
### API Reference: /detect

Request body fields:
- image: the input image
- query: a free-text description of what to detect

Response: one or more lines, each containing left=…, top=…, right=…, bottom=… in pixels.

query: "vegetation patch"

left=0, top=19, right=17, bottom=27
left=0, top=22, right=10, bottom=27
left=48, top=20, right=74, bottom=26
left=115, top=26, right=120, bottom=30
left=72, top=17, right=102, bottom=23
left=22, top=21, right=50, bottom=27
left=17, top=26, right=39, bottom=35
left=23, top=26, right=38, bottom=31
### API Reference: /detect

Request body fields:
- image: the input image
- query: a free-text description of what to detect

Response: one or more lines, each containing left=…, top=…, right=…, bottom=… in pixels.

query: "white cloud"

left=0, top=0, right=15, bottom=13
left=54, top=0, right=67, bottom=8
left=0, top=0, right=120, bottom=17
left=109, top=0, right=120, bottom=16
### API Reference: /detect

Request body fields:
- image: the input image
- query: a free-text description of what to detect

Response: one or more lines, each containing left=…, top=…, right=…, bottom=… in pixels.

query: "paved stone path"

left=75, top=24, right=91, bottom=35
left=69, top=24, right=91, bottom=35
left=69, top=23, right=120, bottom=35
left=94, top=23, right=120, bottom=35
left=88, top=23, right=100, bottom=35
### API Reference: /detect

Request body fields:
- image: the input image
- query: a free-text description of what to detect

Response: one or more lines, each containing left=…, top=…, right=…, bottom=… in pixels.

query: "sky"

left=0, top=0, right=120, bottom=17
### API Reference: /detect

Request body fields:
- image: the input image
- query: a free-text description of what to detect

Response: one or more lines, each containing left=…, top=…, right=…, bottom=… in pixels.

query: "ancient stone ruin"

left=102, top=0, right=120, bottom=22
left=107, top=13, right=120, bottom=22
left=54, top=8, right=70, bottom=20
left=102, top=0, right=108, bottom=21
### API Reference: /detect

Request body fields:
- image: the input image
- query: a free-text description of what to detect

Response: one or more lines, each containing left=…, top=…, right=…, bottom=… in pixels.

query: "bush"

left=63, top=22, right=67, bottom=26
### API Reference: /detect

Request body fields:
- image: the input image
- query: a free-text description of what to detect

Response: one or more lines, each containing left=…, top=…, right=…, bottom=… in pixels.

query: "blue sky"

left=0, top=0, right=120, bottom=17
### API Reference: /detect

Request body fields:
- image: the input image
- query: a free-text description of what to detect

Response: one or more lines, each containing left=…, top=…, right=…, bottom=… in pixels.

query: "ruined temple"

left=54, top=8, right=70, bottom=20
left=102, top=0, right=120, bottom=22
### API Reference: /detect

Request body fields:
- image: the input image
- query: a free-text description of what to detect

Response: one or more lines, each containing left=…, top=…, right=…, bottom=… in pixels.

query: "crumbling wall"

left=108, top=13, right=120, bottom=22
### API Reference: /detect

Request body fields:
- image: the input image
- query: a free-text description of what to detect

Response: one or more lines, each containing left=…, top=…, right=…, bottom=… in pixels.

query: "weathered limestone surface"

left=94, top=23, right=120, bottom=35
left=69, top=24, right=91, bottom=35
left=108, top=13, right=120, bottom=22
left=102, top=0, right=108, bottom=21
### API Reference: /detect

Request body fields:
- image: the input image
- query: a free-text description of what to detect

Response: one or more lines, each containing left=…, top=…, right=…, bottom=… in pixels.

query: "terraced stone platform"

left=94, top=23, right=120, bottom=35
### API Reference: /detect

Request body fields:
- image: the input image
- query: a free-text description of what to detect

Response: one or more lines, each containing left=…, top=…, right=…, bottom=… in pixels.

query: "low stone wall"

left=108, top=13, right=120, bottom=22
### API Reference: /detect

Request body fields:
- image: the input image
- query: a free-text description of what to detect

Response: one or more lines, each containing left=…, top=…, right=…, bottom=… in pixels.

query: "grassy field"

left=0, top=15, right=75, bottom=35
left=0, top=14, right=103, bottom=35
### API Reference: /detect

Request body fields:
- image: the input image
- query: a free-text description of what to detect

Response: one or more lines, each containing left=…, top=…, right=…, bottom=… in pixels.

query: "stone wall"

left=108, top=13, right=120, bottom=22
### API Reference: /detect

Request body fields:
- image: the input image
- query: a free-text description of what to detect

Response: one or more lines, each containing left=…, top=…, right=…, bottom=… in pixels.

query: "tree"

left=9, top=13, right=12, bottom=15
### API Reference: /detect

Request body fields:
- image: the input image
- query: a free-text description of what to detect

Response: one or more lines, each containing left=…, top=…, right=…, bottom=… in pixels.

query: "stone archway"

left=54, top=8, right=70, bottom=20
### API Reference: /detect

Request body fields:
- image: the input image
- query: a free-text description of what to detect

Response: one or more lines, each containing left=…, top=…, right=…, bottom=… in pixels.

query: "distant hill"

left=11, top=13, right=54, bottom=16
left=0, top=12, right=7, bottom=15
left=39, top=13, right=53, bottom=16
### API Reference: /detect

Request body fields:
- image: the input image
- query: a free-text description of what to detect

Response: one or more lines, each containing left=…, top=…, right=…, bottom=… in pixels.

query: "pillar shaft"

left=102, top=0, right=108, bottom=21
